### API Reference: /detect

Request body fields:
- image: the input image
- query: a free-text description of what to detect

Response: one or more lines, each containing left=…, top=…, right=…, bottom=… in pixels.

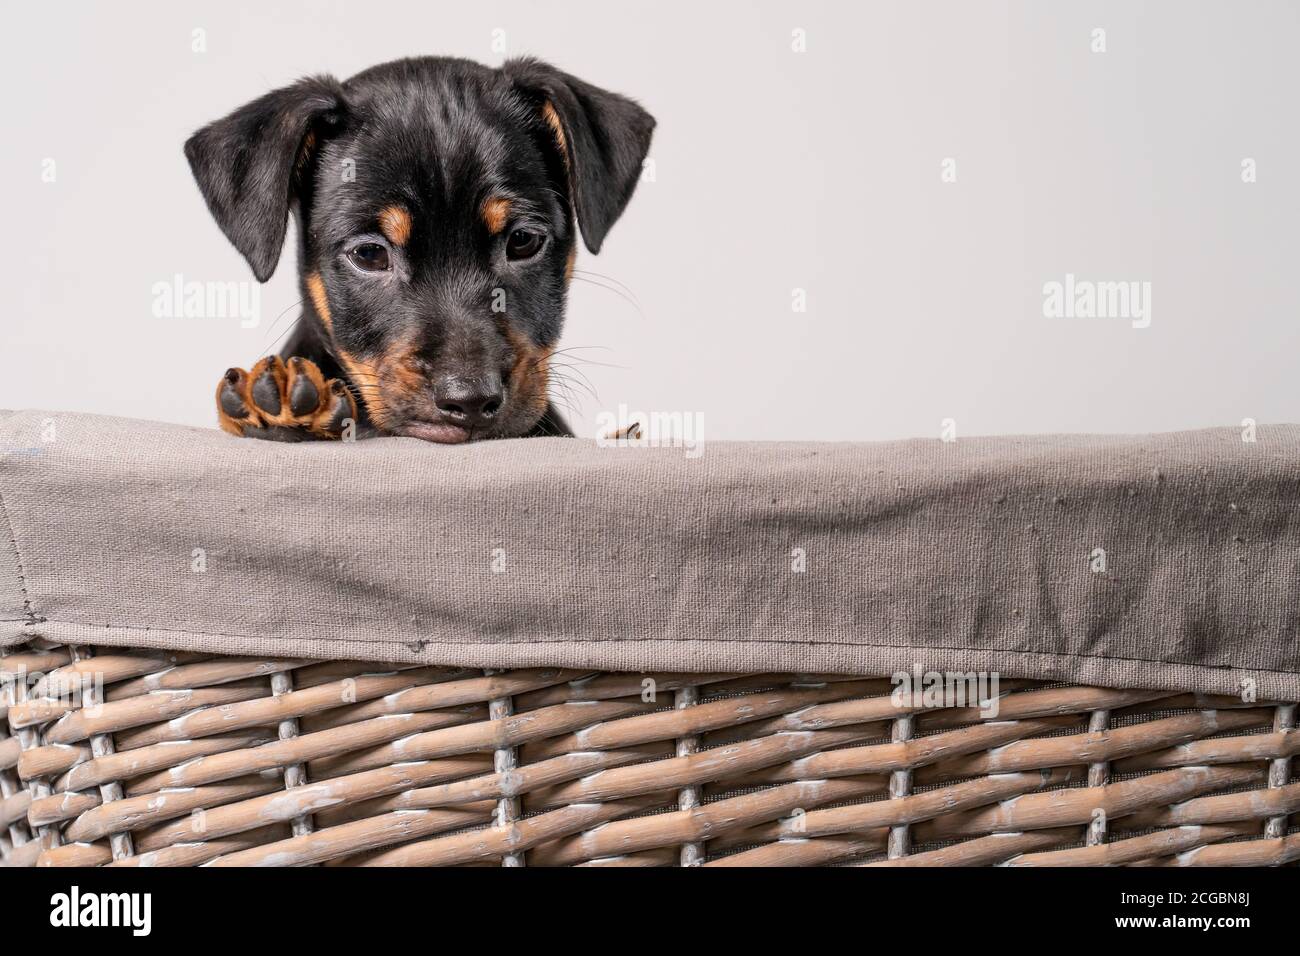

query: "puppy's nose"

left=434, top=379, right=503, bottom=424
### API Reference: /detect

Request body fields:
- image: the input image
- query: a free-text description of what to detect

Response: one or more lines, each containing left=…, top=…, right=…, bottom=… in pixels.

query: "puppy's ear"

left=504, top=58, right=655, bottom=255
left=184, top=76, right=345, bottom=282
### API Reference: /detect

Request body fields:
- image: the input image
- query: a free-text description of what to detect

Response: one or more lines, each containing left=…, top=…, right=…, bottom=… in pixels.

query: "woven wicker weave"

left=1, top=641, right=1297, bottom=867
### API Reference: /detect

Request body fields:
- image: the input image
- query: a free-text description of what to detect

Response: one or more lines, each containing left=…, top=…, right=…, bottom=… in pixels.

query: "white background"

left=2, top=0, right=1297, bottom=441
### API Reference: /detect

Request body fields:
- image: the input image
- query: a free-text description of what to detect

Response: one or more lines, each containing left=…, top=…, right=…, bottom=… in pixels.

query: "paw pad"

left=216, top=356, right=357, bottom=441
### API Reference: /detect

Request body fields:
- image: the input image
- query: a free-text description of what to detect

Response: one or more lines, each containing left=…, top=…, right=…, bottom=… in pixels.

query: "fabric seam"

left=0, top=484, right=38, bottom=625
left=7, top=615, right=1299, bottom=677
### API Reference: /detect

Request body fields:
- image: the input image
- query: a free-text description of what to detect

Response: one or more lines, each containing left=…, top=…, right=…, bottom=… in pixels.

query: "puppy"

left=186, top=56, right=654, bottom=443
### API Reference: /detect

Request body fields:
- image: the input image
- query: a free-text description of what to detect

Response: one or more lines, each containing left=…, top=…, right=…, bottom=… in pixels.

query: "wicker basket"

left=1, top=640, right=1297, bottom=867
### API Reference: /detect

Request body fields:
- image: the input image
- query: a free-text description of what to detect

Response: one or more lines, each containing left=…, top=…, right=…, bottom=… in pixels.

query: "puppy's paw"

left=602, top=421, right=642, bottom=442
left=217, top=356, right=357, bottom=442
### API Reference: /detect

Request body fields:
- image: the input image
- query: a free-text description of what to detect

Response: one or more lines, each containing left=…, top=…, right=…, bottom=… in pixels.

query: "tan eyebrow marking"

left=482, top=197, right=512, bottom=235
left=378, top=205, right=412, bottom=246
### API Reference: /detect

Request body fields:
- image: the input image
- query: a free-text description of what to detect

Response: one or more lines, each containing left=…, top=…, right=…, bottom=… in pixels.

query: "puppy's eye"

left=347, top=242, right=391, bottom=272
left=506, top=229, right=545, bottom=261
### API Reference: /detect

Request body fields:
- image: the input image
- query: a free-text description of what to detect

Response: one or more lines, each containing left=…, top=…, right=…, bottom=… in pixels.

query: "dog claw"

left=289, top=371, right=321, bottom=417
left=251, top=369, right=282, bottom=415
left=215, top=356, right=357, bottom=441
left=218, top=369, right=252, bottom=420
left=316, top=381, right=355, bottom=435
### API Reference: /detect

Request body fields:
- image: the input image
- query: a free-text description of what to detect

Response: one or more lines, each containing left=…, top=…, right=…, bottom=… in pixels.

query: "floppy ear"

left=503, top=58, right=655, bottom=255
left=184, top=76, right=345, bottom=282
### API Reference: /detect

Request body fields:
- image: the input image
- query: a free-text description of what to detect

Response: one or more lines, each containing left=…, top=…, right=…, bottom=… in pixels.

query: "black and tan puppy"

left=186, top=56, right=654, bottom=443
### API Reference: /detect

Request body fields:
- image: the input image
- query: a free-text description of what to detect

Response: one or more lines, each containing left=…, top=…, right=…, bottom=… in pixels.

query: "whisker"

left=569, top=275, right=647, bottom=320
left=544, top=381, right=580, bottom=418
left=260, top=298, right=305, bottom=353
left=549, top=393, right=579, bottom=417
left=546, top=362, right=600, bottom=400
left=549, top=345, right=614, bottom=357
left=572, top=269, right=640, bottom=302
left=539, top=344, right=628, bottom=373
left=548, top=354, right=629, bottom=371
left=547, top=345, right=628, bottom=369
left=547, top=368, right=589, bottom=411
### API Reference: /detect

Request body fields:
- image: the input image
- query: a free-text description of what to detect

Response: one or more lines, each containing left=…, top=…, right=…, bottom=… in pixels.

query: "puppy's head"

left=185, top=57, right=654, bottom=442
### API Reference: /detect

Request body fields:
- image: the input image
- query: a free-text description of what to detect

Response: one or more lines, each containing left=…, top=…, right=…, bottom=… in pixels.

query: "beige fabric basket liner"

left=1, top=409, right=1297, bottom=700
